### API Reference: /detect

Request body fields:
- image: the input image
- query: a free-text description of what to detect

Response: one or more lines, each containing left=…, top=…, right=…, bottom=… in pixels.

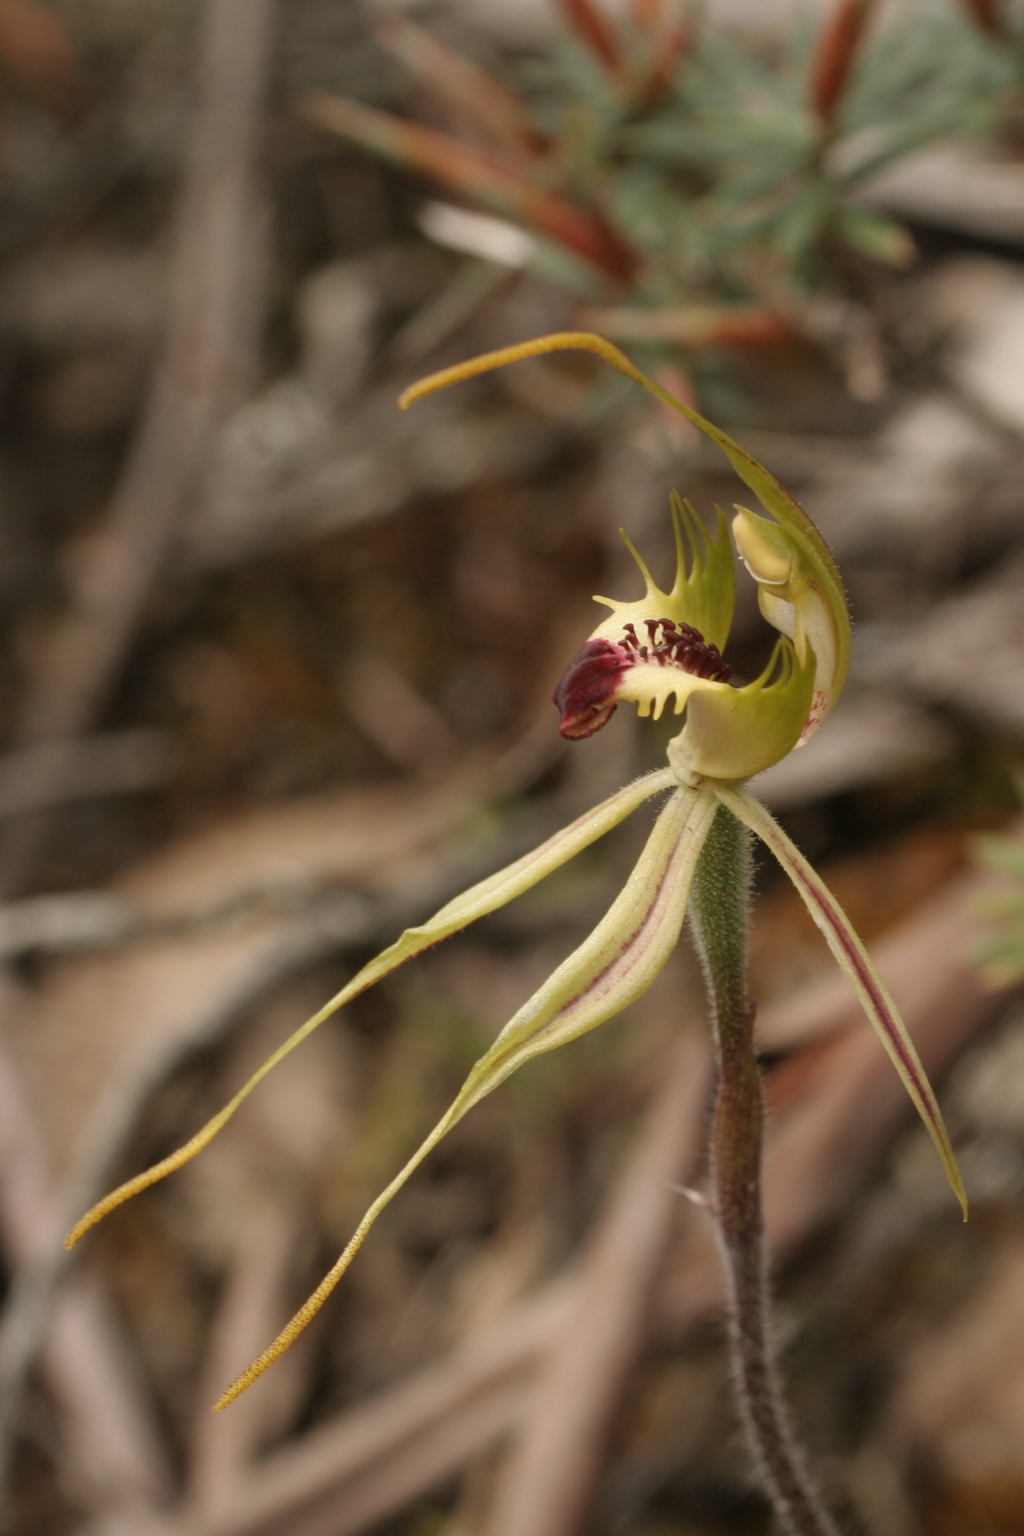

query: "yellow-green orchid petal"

left=212, top=782, right=718, bottom=1408
left=717, top=782, right=967, bottom=1220
left=590, top=496, right=735, bottom=654
left=615, top=662, right=731, bottom=724
left=64, top=767, right=676, bottom=1255
left=668, top=637, right=816, bottom=785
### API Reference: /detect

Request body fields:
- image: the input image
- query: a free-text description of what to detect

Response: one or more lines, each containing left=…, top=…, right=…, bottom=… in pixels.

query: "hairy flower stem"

left=690, top=807, right=840, bottom=1536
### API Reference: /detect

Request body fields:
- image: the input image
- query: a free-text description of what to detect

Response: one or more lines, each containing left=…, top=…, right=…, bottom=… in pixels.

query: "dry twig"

left=0, top=731, right=172, bottom=823
left=187, top=1210, right=313, bottom=1513
left=0, top=0, right=275, bottom=896
left=0, top=993, right=172, bottom=1516
left=136, top=1282, right=582, bottom=1536
left=483, top=1026, right=712, bottom=1536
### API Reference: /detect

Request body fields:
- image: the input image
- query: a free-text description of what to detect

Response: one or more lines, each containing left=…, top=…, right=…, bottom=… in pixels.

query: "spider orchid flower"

left=66, top=332, right=964, bottom=1413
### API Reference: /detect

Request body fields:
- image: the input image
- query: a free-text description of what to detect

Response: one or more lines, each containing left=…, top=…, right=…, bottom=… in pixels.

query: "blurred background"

left=4, top=0, right=1024, bottom=1532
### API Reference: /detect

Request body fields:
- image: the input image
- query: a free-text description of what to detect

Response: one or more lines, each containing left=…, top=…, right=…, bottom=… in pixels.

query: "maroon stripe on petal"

left=555, top=803, right=700, bottom=1020
left=788, top=863, right=931, bottom=1101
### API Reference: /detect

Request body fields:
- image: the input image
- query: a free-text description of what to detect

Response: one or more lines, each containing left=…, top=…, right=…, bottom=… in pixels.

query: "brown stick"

left=41, top=1276, right=174, bottom=1513
left=0, top=0, right=274, bottom=897
left=188, top=1210, right=312, bottom=1512
left=135, top=1281, right=582, bottom=1536
left=483, top=1029, right=712, bottom=1536
left=0, top=730, right=568, bottom=1524
left=0, top=994, right=172, bottom=1513
left=0, top=892, right=380, bottom=1494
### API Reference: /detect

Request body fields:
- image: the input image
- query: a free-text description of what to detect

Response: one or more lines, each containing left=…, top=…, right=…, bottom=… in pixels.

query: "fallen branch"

left=187, top=1207, right=317, bottom=1512
left=0, top=729, right=171, bottom=822
left=138, top=1281, right=581, bottom=1536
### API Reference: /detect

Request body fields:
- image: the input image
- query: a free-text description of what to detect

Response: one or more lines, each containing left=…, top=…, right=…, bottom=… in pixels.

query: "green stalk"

left=689, top=806, right=839, bottom=1536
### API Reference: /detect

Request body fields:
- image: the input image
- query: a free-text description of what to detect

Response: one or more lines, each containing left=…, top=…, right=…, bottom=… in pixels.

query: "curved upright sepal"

left=400, top=331, right=850, bottom=734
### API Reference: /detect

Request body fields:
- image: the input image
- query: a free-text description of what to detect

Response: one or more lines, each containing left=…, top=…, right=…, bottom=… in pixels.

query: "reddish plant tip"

left=552, top=619, right=733, bottom=740
left=960, top=0, right=1002, bottom=34
left=552, top=638, right=628, bottom=740
left=812, top=0, right=876, bottom=123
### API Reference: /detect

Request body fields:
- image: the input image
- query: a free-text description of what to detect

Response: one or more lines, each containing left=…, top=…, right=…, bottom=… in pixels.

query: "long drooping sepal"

left=715, top=784, right=967, bottom=1219
left=399, top=332, right=850, bottom=732
left=213, top=784, right=717, bottom=1408
left=65, top=768, right=676, bottom=1254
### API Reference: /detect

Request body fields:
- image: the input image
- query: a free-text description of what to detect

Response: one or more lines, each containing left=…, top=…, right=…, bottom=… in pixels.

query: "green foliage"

left=532, top=5, right=1009, bottom=292
left=306, top=0, right=1024, bottom=351
left=842, top=8, right=1007, bottom=160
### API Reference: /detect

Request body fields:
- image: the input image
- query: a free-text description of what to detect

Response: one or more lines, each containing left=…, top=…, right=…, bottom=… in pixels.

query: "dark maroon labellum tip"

left=552, top=619, right=732, bottom=742
left=552, top=638, right=628, bottom=740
